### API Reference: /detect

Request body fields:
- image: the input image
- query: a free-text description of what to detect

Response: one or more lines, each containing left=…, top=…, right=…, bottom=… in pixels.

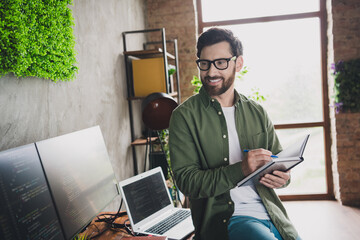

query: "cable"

left=88, top=199, right=130, bottom=239
left=95, top=199, right=123, bottom=225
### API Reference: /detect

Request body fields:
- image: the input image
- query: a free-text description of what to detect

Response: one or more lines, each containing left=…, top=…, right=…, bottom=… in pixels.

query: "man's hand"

left=241, top=149, right=273, bottom=176
left=259, top=170, right=290, bottom=188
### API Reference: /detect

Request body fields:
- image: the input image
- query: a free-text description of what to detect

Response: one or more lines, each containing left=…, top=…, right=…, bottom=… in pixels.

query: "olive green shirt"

left=169, top=87, right=298, bottom=240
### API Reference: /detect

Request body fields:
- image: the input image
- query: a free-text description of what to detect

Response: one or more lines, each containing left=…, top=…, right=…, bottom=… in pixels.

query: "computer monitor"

left=0, top=126, right=119, bottom=240
left=0, top=144, right=64, bottom=239
left=36, top=126, right=119, bottom=239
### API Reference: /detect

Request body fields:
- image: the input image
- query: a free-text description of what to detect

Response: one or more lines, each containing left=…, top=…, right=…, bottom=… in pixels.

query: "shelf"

left=131, top=137, right=158, bottom=146
left=123, top=28, right=180, bottom=175
left=127, top=92, right=178, bottom=101
left=168, top=92, right=178, bottom=98
left=124, top=49, right=175, bottom=60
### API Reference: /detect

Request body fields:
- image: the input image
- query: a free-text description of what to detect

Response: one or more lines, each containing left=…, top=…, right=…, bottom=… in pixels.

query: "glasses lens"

left=214, top=59, right=228, bottom=70
left=198, top=60, right=210, bottom=70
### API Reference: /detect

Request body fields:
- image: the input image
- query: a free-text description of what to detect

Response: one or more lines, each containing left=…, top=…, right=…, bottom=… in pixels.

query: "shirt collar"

left=199, top=86, right=241, bottom=108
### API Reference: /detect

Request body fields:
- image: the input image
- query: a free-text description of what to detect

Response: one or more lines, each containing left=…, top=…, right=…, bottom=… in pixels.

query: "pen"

left=243, top=149, right=278, bottom=158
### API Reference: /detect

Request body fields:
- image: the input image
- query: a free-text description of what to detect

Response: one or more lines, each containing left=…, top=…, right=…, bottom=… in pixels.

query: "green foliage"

left=159, top=129, right=181, bottom=206
left=0, top=0, right=78, bottom=81
left=159, top=129, right=170, bottom=163
left=72, top=234, right=88, bottom=240
left=168, top=67, right=176, bottom=76
left=248, top=87, right=266, bottom=103
left=332, top=59, right=360, bottom=113
left=236, top=66, right=248, bottom=81
left=190, top=75, right=202, bottom=94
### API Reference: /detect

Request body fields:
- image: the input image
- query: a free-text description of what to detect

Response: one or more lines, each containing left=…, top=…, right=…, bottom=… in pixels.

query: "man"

left=169, top=27, right=300, bottom=240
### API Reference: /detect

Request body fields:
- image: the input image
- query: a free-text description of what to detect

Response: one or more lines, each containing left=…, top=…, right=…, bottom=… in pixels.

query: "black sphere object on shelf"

left=141, top=92, right=178, bottom=131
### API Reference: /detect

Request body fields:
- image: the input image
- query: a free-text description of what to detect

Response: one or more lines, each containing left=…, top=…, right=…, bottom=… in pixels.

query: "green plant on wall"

left=0, top=0, right=78, bottom=81
left=332, top=58, right=360, bottom=113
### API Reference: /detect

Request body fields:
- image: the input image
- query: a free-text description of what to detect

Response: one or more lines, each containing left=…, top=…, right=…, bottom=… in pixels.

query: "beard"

left=201, top=67, right=236, bottom=97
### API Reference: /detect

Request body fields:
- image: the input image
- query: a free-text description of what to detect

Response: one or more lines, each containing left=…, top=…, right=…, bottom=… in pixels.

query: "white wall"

left=0, top=0, right=147, bottom=211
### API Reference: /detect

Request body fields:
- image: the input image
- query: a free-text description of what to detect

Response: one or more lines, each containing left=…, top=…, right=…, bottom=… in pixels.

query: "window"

left=198, top=0, right=333, bottom=199
left=201, top=0, right=319, bottom=22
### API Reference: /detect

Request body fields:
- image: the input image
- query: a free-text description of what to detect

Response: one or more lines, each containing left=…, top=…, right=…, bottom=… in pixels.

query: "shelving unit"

left=123, top=49, right=175, bottom=59
left=122, top=28, right=180, bottom=175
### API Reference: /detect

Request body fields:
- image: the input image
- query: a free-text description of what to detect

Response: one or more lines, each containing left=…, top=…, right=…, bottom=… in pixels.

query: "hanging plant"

left=0, top=0, right=78, bottom=82
left=331, top=59, right=360, bottom=113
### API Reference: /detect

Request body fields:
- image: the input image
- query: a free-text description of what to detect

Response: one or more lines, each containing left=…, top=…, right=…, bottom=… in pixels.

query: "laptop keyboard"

left=145, top=210, right=191, bottom=235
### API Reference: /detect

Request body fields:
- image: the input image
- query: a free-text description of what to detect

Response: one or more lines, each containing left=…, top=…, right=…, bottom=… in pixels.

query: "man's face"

left=198, top=41, right=242, bottom=97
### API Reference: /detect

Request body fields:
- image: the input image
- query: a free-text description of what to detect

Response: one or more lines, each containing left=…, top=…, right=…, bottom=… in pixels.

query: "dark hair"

left=196, top=27, right=243, bottom=58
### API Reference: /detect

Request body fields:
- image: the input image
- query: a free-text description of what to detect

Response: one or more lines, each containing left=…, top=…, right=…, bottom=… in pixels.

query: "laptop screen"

left=123, top=171, right=171, bottom=224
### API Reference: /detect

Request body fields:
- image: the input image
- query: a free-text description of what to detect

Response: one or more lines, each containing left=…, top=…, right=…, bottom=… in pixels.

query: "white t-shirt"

left=222, top=106, right=270, bottom=220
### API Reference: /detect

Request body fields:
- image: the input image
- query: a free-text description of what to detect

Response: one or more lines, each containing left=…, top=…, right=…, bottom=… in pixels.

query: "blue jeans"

left=228, top=216, right=284, bottom=240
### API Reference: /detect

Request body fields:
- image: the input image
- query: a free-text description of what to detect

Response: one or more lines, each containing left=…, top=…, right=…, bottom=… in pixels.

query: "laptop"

left=119, top=167, right=194, bottom=240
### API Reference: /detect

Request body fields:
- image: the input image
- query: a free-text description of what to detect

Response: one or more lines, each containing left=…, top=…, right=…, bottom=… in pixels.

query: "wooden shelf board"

left=168, top=92, right=178, bottom=98
left=124, top=49, right=175, bottom=59
left=127, top=92, right=178, bottom=100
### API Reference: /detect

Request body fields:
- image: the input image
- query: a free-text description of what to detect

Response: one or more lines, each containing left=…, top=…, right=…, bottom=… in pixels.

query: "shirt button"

left=211, top=99, right=215, bottom=102
left=218, top=111, right=222, bottom=115
left=224, top=157, right=228, bottom=161
left=223, top=219, right=227, bottom=223
left=223, top=134, right=227, bottom=138
left=228, top=201, right=232, bottom=205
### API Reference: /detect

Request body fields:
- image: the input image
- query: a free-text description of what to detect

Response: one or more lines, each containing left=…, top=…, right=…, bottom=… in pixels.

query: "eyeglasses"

left=196, top=56, right=236, bottom=71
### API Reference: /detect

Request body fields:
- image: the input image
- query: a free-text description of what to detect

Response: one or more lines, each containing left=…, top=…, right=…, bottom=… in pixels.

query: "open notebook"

left=237, top=134, right=310, bottom=187
left=119, top=167, right=194, bottom=240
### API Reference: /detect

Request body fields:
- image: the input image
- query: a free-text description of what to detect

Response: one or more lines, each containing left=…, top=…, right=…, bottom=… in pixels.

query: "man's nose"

left=207, top=62, right=219, bottom=75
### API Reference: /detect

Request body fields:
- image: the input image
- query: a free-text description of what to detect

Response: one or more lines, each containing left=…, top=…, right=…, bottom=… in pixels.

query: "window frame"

left=196, top=0, right=334, bottom=201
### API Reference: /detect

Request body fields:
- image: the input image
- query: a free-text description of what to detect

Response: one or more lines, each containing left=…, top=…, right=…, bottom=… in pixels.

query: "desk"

left=79, top=212, right=194, bottom=240
left=78, top=212, right=131, bottom=239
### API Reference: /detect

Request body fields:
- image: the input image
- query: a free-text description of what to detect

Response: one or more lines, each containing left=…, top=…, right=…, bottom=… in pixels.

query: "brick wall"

left=330, top=0, right=360, bottom=207
left=334, top=113, right=360, bottom=206
left=146, top=0, right=198, bottom=101
left=332, top=0, right=360, bottom=62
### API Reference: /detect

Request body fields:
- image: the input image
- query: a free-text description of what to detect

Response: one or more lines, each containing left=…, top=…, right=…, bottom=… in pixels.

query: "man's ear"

left=235, top=56, right=244, bottom=72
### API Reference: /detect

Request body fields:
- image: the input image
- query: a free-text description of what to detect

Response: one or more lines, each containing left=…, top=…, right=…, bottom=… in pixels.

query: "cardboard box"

left=132, top=57, right=166, bottom=97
